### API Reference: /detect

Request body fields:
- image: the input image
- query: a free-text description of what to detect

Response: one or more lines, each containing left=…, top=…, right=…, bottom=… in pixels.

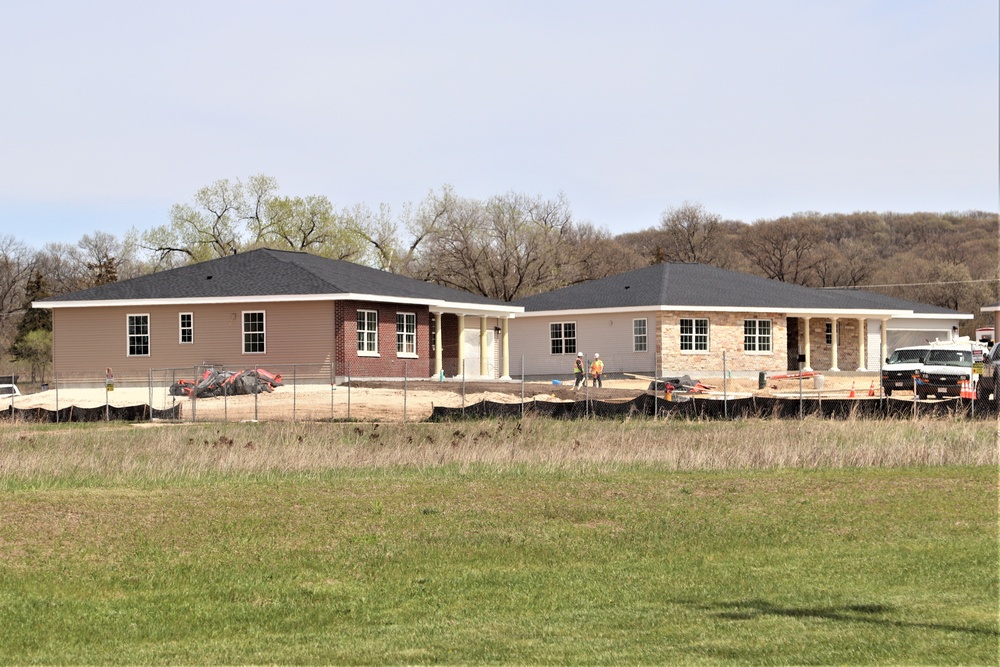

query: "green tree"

left=143, top=175, right=395, bottom=269
left=142, top=176, right=275, bottom=265
left=14, top=329, right=52, bottom=383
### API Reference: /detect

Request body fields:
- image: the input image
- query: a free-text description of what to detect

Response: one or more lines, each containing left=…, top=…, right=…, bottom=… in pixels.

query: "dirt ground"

left=4, top=374, right=878, bottom=422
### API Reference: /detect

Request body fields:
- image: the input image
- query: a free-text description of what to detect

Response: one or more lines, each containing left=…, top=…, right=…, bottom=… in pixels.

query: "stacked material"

left=169, top=368, right=283, bottom=398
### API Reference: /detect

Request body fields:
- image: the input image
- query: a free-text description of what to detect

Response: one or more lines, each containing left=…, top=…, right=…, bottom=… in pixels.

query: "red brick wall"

left=440, top=313, right=461, bottom=376
left=334, top=300, right=432, bottom=378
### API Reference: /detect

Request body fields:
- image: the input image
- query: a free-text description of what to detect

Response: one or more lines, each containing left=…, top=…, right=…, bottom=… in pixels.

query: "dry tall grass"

left=0, top=416, right=995, bottom=484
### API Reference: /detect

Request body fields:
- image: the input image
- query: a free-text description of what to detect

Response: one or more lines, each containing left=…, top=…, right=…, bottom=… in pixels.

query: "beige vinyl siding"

left=51, top=301, right=335, bottom=375
left=508, top=312, right=659, bottom=377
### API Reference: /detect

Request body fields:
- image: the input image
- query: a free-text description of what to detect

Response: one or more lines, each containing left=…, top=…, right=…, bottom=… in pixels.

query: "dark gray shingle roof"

left=41, top=248, right=505, bottom=306
left=513, top=263, right=962, bottom=315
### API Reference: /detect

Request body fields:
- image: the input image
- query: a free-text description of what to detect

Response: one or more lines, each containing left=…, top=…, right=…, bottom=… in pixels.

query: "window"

left=550, top=322, right=577, bottom=355
left=357, top=310, right=378, bottom=354
left=680, top=318, right=709, bottom=351
left=243, top=311, right=265, bottom=354
left=179, top=313, right=193, bottom=344
left=396, top=312, right=416, bottom=355
left=826, top=321, right=841, bottom=345
left=633, top=318, right=647, bottom=352
left=127, top=314, right=150, bottom=356
left=744, top=319, right=772, bottom=352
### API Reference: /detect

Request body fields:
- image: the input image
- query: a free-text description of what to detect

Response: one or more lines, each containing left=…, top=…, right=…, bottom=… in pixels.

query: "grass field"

left=0, top=419, right=996, bottom=664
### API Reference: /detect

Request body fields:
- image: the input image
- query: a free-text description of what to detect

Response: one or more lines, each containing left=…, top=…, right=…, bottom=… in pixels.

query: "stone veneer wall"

left=655, top=311, right=789, bottom=373
left=800, top=317, right=865, bottom=370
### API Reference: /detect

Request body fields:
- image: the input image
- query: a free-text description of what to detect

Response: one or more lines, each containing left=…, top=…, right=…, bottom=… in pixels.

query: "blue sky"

left=1, top=0, right=997, bottom=250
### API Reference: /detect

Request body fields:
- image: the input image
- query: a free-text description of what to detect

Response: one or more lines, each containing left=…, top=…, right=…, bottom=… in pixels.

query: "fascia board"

left=35, top=292, right=524, bottom=316
left=516, top=305, right=919, bottom=318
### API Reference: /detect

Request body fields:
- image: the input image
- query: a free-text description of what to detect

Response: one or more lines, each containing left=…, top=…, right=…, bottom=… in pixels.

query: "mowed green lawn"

left=0, top=421, right=996, bottom=664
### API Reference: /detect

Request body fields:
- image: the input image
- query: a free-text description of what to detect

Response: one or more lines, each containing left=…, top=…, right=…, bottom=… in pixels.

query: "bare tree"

left=406, top=188, right=588, bottom=301
left=739, top=215, right=824, bottom=284
left=0, top=236, right=35, bottom=354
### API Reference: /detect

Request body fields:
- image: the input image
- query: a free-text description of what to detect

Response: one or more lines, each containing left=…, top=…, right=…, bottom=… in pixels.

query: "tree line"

left=2, top=175, right=997, bottom=380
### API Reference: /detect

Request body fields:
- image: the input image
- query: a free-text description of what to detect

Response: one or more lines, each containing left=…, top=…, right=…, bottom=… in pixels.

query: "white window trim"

left=549, top=321, right=578, bottom=355
left=127, top=313, right=150, bottom=357
left=633, top=318, right=648, bottom=353
left=826, top=321, right=841, bottom=345
left=396, top=311, right=418, bottom=358
left=357, top=309, right=380, bottom=357
left=679, top=317, right=710, bottom=353
left=744, top=318, right=773, bottom=355
left=242, top=310, right=266, bottom=355
left=179, top=312, right=194, bottom=345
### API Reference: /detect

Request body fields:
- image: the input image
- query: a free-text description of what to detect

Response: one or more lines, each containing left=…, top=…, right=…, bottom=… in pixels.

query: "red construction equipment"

left=867, top=380, right=875, bottom=396
left=848, top=382, right=856, bottom=398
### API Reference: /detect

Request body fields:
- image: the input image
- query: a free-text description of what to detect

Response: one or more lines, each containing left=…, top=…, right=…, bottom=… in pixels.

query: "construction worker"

left=573, top=352, right=586, bottom=390
left=590, top=353, right=604, bottom=388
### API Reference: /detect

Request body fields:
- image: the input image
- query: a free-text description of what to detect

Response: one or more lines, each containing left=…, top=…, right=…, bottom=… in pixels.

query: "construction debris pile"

left=169, top=368, right=283, bottom=398
left=647, top=375, right=715, bottom=394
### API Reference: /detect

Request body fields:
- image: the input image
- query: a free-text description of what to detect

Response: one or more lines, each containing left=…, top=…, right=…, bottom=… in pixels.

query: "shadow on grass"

left=675, top=599, right=999, bottom=637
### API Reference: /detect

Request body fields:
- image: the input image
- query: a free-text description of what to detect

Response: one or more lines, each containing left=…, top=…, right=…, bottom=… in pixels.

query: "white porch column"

left=479, top=316, right=489, bottom=377
left=500, top=318, right=511, bottom=380
left=434, top=313, right=443, bottom=377
left=830, top=317, right=840, bottom=372
left=456, top=315, right=466, bottom=376
left=880, top=318, right=889, bottom=362
left=856, top=317, right=867, bottom=371
left=803, top=317, right=812, bottom=371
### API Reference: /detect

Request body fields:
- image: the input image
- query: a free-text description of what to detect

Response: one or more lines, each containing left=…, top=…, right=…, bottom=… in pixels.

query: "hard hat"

left=594, top=353, right=599, bottom=358
left=577, top=352, right=583, bottom=357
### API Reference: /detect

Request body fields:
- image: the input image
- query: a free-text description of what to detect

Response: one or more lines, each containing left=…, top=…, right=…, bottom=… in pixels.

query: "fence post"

left=798, top=360, right=804, bottom=420
left=330, top=362, right=335, bottom=421
left=970, top=340, right=976, bottom=419
left=293, top=365, right=297, bottom=423
left=520, top=355, right=525, bottom=420
left=723, top=350, right=728, bottom=420
left=55, top=371, right=59, bottom=422
left=223, top=365, right=228, bottom=422
left=347, top=362, right=352, bottom=420
left=148, top=368, right=153, bottom=417
left=462, top=359, right=466, bottom=413
left=403, top=361, right=408, bottom=422
left=191, top=366, right=197, bottom=423
left=105, top=369, right=110, bottom=422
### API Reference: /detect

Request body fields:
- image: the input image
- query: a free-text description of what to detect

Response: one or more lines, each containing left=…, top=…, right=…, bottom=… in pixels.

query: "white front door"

left=463, top=328, right=496, bottom=378
left=867, top=319, right=882, bottom=369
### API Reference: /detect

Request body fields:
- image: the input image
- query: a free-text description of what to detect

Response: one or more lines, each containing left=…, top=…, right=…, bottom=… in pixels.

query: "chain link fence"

left=1, top=346, right=997, bottom=422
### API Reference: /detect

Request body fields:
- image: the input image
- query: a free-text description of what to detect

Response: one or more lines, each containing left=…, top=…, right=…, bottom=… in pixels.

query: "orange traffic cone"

left=960, top=380, right=976, bottom=399
left=848, top=382, right=856, bottom=398
left=867, top=380, right=875, bottom=397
